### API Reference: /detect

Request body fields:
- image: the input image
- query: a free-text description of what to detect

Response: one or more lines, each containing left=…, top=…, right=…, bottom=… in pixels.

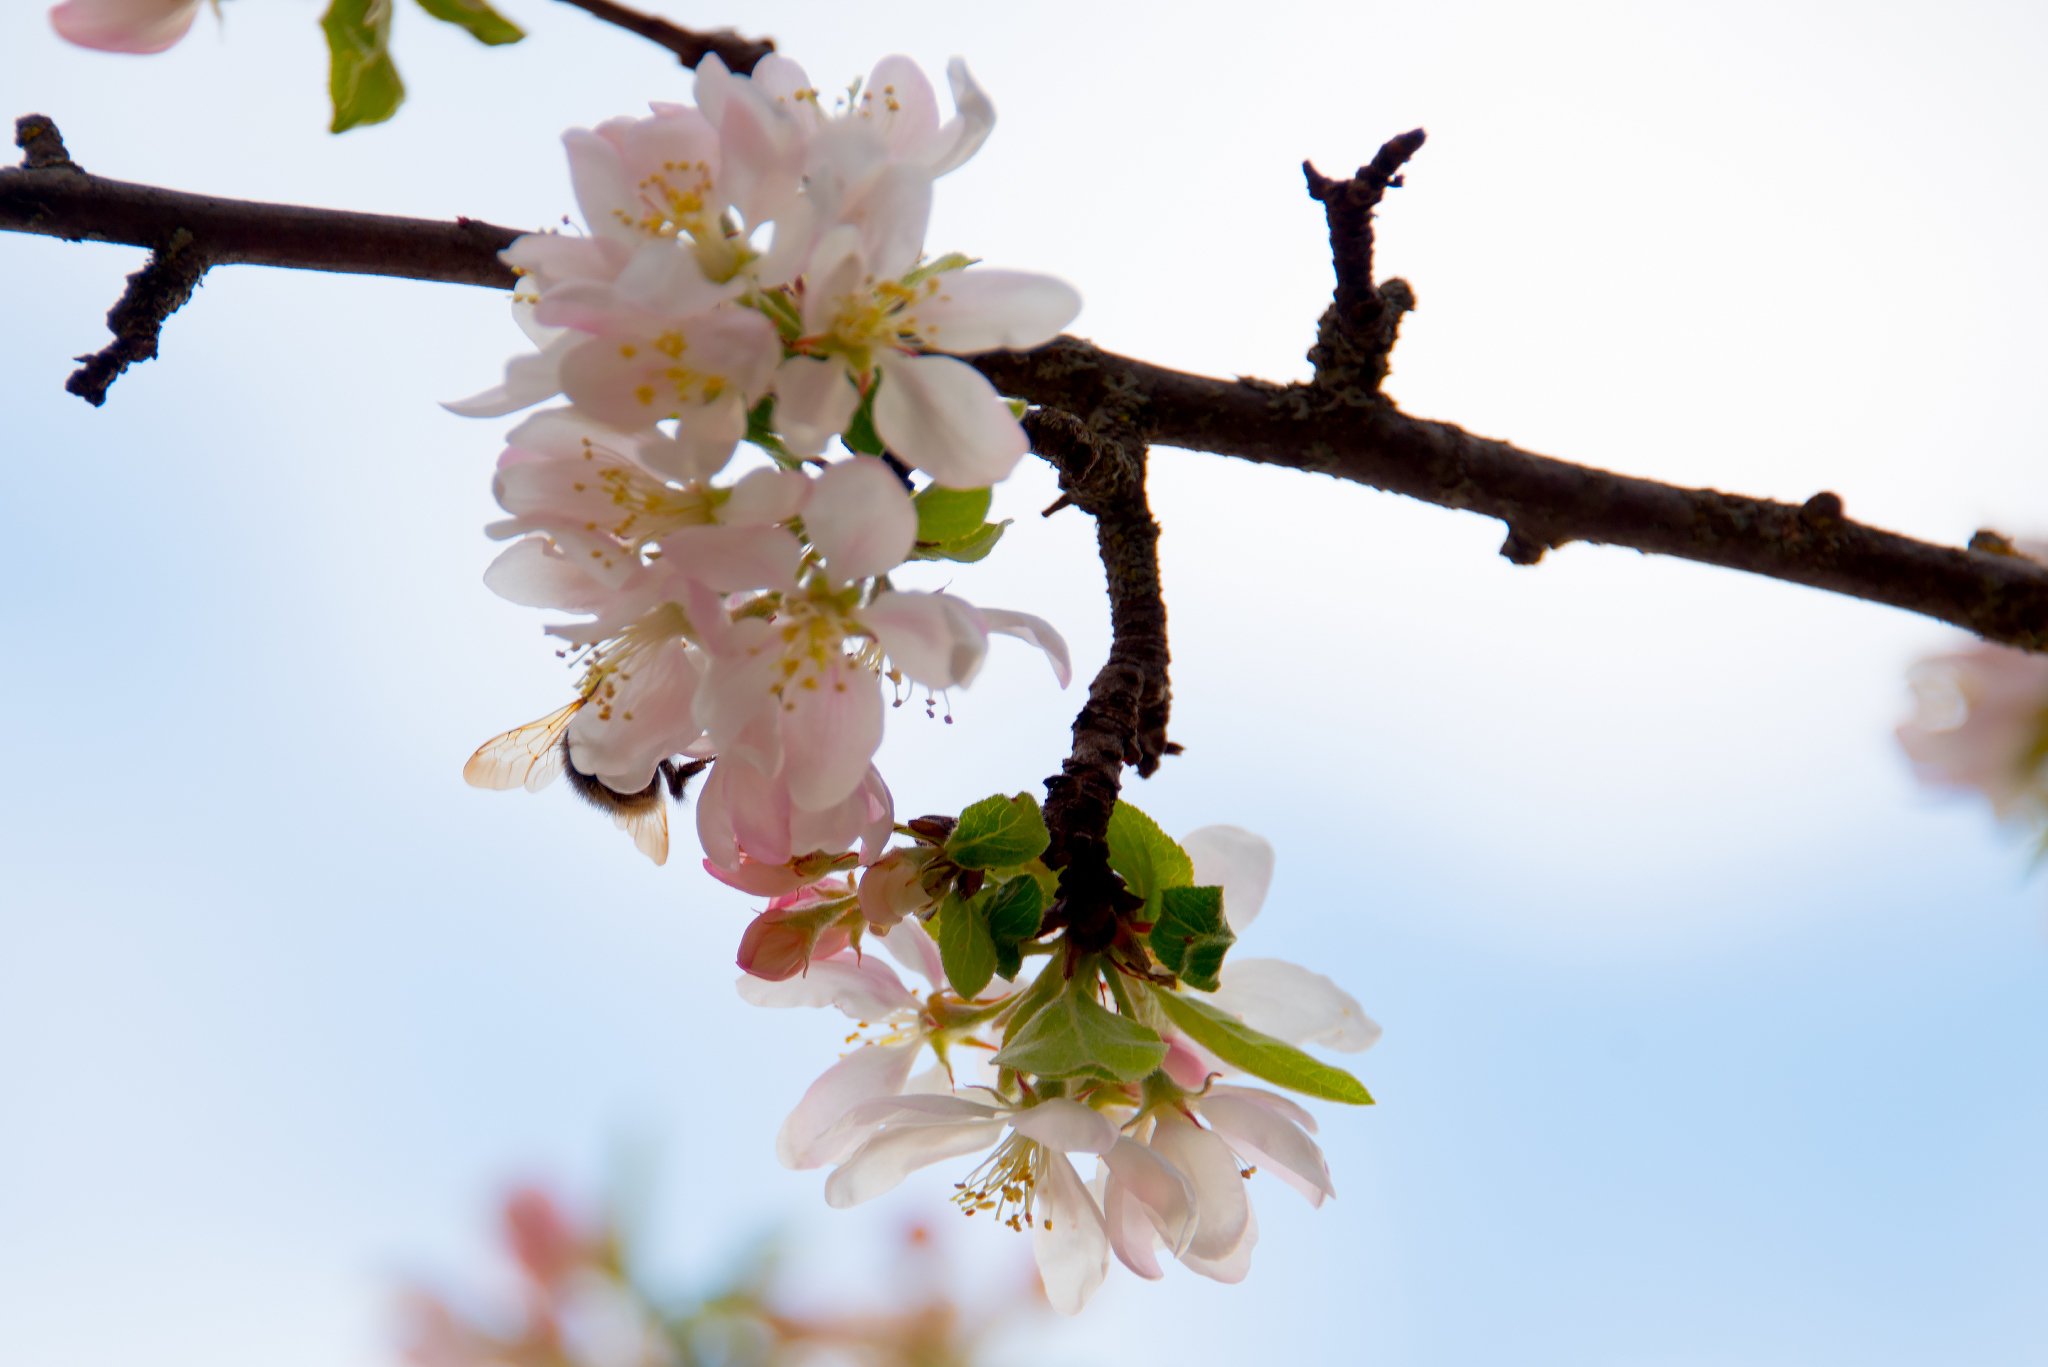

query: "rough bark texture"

left=7, top=122, right=2047, bottom=652
left=1024, top=409, right=1176, bottom=953
left=551, top=0, right=774, bottom=71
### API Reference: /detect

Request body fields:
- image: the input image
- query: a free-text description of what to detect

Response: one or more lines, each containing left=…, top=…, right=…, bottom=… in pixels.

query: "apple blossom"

left=1897, top=642, right=2048, bottom=819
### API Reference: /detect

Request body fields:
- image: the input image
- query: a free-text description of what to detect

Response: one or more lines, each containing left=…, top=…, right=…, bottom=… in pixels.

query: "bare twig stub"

left=552, top=0, right=774, bottom=72
left=1025, top=408, right=1175, bottom=953
left=6, top=133, right=2047, bottom=649
left=1302, top=128, right=1426, bottom=398
left=65, top=228, right=209, bottom=405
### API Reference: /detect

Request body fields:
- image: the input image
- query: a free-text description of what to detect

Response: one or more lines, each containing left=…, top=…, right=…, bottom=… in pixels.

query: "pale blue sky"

left=2, top=3, right=2046, bottom=1364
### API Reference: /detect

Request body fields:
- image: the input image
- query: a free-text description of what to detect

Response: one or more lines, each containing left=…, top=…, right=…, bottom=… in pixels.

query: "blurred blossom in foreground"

left=1898, top=643, right=2048, bottom=824
left=398, top=1182, right=1045, bottom=1367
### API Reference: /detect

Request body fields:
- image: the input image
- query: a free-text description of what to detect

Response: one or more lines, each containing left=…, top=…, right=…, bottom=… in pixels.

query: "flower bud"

left=737, top=881, right=859, bottom=981
left=856, top=848, right=935, bottom=929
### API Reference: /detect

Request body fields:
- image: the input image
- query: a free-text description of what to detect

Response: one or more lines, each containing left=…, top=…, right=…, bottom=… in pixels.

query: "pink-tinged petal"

left=776, top=1039, right=923, bottom=1169
left=858, top=848, right=932, bottom=929
left=502, top=233, right=626, bottom=291
left=737, top=905, right=850, bottom=982
left=609, top=239, right=739, bottom=321
left=1147, top=1112, right=1249, bottom=1261
left=1008, top=1098, right=1117, bottom=1155
left=558, top=310, right=780, bottom=431
left=704, top=856, right=808, bottom=897
left=1102, top=1162, right=1166, bottom=1280
left=747, top=53, right=821, bottom=132
left=771, top=355, right=862, bottom=458
left=1179, top=1195, right=1257, bottom=1284
left=879, top=918, right=946, bottom=990
left=691, top=51, right=735, bottom=124
left=1202, top=957, right=1380, bottom=1053
left=1898, top=644, right=2048, bottom=816
left=442, top=332, right=576, bottom=418
left=1180, top=825, right=1275, bottom=930
left=872, top=352, right=1027, bottom=487
left=718, top=82, right=805, bottom=227
left=864, top=55, right=941, bottom=157
left=799, top=227, right=868, bottom=337
left=789, top=780, right=871, bottom=862
left=1103, top=1137, right=1197, bottom=1265
left=1161, top=1034, right=1216, bottom=1090
left=735, top=950, right=917, bottom=1018
left=692, top=623, right=784, bottom=759
left=638, top=396, right=747, bottom=484
left=844, top=161, right=934, bottom=281
left=914, top=270, right=1082, bottom=354
left=923, top=59, right=995, bottom=177
left=502, top=404, right=643, bottom=461
left=1207, top=1083, right=1318, bottom=1135
left=565, top=639, right=705, bottom=790
left=564, top=126, right=643, bottom=245
left=824, top=1119, right=1004, bottom=1208
left=858, top=765, right=896, bottom=864
left=980, top=609, right=1072, bottom=688
left=1031, top=1152, right=1110, bottom=1315
left=693, top=751, right=740, bottom=868
left=781, top=657, right=885, bottom=811
left=804, top=456, right=918, bottom=585
left=721, top=467, right=812, bottom=527
left=723, top=750, right=794, bottom=865
left=862, top=591, right=989, bottom=689
left=658, top=524, right=804, bottom=595
left=1199, top=1093, right=1334, bottom=1207
left=834, top=1094, right=1001, bottom=1130
left=50, top=0, right=198, bottom=53
left=482, top=536, right=611, bottom=612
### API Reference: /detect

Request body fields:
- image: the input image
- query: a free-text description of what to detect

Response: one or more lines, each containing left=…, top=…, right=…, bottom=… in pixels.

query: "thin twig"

left=5, top=132, right=2046, bottom=648
left=551, top=0, right=773, bottom=72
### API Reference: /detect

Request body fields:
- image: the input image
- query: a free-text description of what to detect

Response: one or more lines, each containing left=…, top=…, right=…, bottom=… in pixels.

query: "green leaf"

left=914, top=485, right=992, bottom=544
left=1105, top=801, right=1193, bottom=909
left=934, top=892, right=997, bottom=1000
left=1000, top=949, right=1069, bottom=1047
left=413, top=0, right=524, bottom=45
left=1148, top=885, right=1235, bottom=992
left=843, top=387, right=886, bottom=456
left=1151, top=989, right=1374, bottom=1105
left=992, top=976, right=1167, bottom=1083
left=322, top=0, right=406, bottom=133
left=985, top=877, right=1046, bottom=945
left=946, top=793, right=1050, bottom=872
left=908, top=518, right=1009, bottom=564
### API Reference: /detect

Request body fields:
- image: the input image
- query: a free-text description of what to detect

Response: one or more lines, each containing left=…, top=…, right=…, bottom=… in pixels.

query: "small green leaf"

left=985, top=877, right=1046, bottom=945
left=993, top=977, right=1167, bottom=1083
left=413, top=0, right=524, bottom=45
left=1151, top=989, right=1373, bottom=1105
left=908, top=519, right=1009, bottom=564
left=1148, top=885, right=1235, bottom=992
left=322, top=0, right=406, bottom=133
left=934, top=892, right=997, bottom=1000
left=946, top=793, right=1050, bottom=871
left=914, top=485, right=992, bottom=544
left=1000, top=950, right=1069, bottom=1047
left=1105, top=801, right=1193, bottom=908
left=843, top=387, right=886, bottom=456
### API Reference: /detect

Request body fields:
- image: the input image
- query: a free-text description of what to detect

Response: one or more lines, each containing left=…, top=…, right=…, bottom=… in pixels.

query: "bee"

left=464, top=698, right=712, bottom=866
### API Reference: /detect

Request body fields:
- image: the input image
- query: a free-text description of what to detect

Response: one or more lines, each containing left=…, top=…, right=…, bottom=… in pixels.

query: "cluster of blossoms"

left=459, top=53, right=1077, bottom=881
left=745, top=811, right=1379, bottom=1314
left=450, top=54, right=1380, bottom=1314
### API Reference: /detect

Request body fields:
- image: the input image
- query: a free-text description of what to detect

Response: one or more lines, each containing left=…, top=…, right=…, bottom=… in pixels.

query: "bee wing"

left=613, top=800, right=669, bottom=866
left=464, top=700, right=581, bottom=792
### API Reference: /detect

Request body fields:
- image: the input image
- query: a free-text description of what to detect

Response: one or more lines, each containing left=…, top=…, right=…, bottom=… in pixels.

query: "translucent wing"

left=613, top=801, right=669, bottom=866
left=463, top=700, right=582, bottom=792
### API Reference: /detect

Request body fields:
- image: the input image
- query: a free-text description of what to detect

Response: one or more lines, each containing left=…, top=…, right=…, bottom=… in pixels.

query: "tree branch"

left=551, top=0, right=773, bottom=72
left=7, top=126, right=2046, bottom=649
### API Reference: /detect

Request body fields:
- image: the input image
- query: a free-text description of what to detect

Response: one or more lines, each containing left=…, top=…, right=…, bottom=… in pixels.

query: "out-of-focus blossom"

left=1897, top=642, right=2048, bottom=818
left=49, top=0, right=200, bottom=54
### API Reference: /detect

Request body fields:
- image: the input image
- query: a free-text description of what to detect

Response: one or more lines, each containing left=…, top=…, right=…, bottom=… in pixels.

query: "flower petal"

left=1032, top=1152, right=1110, bottom=1315
left=721, top=467, right=813, bottom=527
left=482, top=536, right=610, bottom=612
left=1008, top=1099, right=1117, bottom=1155
left=1147, top=1112, right=1249, bottom=1262
left=1202, top=957, right=1381, bottom=1053
left=872, top=352, right=1027, bottom=487
left=1103, top=1135, right=1197, bottom=1267
left=735, top=950, right=917, bottom=1019
left=1180, top=825, right=1276, bottom=930
left=1178, top=1194, right=1258, bottom=1284
left=442, top=332, right=577, bottom=419
left=980, top=609, right=1073, bottom=688
left=914, top=270, right=1082, bottom=354
left=771, top=354, right=863, bottom=459
left=928, top=58, right=996, bottom=177
left=780, top=656, right=885, bottom=811
left=823, top=1119, right=1004, bottom=1208
left=804, top=457, right=918, bottom=586
left=862, top=591, right=989, bottom=689
left=775, top=1038, right=923, bottom=1170
left=1200, top=1093, right=1334, bottom=1207
left=50, top=0, right=199, bottom=53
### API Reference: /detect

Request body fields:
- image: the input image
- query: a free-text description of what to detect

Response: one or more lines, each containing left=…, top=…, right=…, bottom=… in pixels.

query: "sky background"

left=3, top=2, right=2047, bottom=1364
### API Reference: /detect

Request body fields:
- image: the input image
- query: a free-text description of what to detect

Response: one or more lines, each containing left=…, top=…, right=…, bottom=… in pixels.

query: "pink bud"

left=856, top=848, right=933, bottom=929
left=502, top=1186, right=580, bottom=1288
